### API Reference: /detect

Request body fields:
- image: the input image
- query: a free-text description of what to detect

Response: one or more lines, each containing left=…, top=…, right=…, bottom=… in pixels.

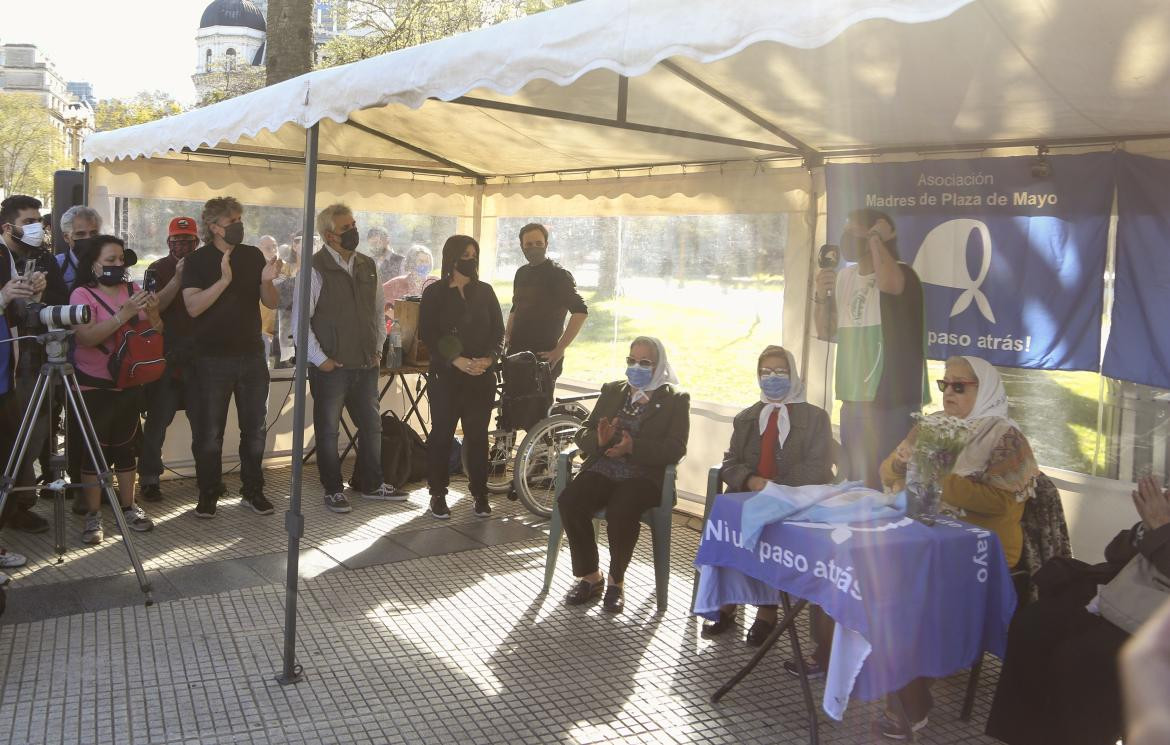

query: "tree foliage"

left=196, top=59, right=267, bottom=107
left=0, top=92, right=67, bottom=200
left=95, top=91, right=183, bottom=131
left=317, top=0, right=570, bottom=67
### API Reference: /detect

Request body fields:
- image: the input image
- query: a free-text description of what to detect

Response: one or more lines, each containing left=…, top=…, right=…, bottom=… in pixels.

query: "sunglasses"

left=625, top=357, right=655, bottom=369
left=937, top=379, right=978, bottom=394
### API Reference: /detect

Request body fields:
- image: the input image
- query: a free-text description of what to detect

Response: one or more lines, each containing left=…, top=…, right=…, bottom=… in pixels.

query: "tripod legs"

left=0, top=365, right=153, bottom=604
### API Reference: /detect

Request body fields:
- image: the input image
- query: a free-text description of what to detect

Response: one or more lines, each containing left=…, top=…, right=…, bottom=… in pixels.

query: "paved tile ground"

left=0, top=464, right=1003, bottom=744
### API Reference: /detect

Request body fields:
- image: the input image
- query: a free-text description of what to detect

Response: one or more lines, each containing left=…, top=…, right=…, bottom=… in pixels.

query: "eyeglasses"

left=626, top=357, right=655, bottom=369
left=936, top=379, right=979, bottom=394
left=758, top=368, right=790, bottom=377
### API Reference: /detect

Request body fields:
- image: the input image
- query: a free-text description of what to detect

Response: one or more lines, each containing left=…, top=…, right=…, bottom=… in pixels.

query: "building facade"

left=0, top=43, right=95, bottom=170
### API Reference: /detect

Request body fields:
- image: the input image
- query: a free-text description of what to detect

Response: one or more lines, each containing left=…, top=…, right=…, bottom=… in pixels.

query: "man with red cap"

left=136, top=217, right=200, bottom=502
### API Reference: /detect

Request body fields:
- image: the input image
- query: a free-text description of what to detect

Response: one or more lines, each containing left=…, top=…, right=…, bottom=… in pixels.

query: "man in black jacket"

left=0, top=195, right=64, bottom=535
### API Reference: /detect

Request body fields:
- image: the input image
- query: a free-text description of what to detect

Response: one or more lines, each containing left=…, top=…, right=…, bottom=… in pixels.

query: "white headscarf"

left=950, top=355, right=1027, bottom=483
left=628, top=336, right=679, bottom=404
left=756, top=346, right=806, bottom=449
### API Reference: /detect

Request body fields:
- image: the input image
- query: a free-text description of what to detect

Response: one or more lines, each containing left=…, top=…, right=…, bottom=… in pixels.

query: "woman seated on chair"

left=702, top=345, right=834, bottom=646
left=985, top=474, right=1170, bottom=745
left=873, top=354, right=1038, bottom=740
left=383, top=244, right=437, bottom=323
left=560, top=336, right=690, bottom=614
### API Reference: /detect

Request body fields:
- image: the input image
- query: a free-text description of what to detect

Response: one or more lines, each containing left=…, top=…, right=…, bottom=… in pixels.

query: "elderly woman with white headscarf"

left=382, top=244, right=437, bottom=320
left=875, top=354, right=1039, bottom=740
left=560, top=336, right=690, bottom=613
left=703, top=345, right=835, bottom=645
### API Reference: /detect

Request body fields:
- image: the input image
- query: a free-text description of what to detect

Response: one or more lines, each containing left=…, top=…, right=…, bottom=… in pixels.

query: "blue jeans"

left=138, top=374, right=187, bottom=485
left=309, top=366, right=382, bottom=494
left=189, top=352, right=269, bottom=497
left=839, top=401, right=918, bottom=489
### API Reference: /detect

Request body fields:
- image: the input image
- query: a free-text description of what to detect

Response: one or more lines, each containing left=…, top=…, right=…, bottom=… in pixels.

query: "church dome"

left=199, top=0, right=266, bottom=32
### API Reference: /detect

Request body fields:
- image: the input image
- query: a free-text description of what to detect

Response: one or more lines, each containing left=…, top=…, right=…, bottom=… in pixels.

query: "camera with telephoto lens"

left=24, top=302, right=90, bottom=332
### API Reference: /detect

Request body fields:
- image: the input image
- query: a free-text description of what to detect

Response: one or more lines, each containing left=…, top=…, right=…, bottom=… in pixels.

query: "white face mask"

left=17, top=223, right=44, bottom=247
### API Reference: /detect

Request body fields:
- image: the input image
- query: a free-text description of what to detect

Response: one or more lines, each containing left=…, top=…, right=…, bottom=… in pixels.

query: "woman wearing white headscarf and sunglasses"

left=559, top=336, right=690, bottom=613
left=875, top=354, right=1038, bottom=740
left=703, top=345, right=835, bottom=646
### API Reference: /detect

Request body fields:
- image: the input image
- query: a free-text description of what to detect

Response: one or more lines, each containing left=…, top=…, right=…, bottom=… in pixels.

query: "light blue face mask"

left=759, top=373, right=792, bottom=401
left=626, top=365, right=653, bottom=389
left=414, top=264, right=429, bottom=278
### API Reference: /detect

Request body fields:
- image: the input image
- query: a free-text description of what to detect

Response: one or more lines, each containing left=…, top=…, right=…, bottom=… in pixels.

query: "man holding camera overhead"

left=136, top=217, right=200, bottom=503
left=813, top=208, right=929, bottom=489
left=0, top=195, right=65, bottom=536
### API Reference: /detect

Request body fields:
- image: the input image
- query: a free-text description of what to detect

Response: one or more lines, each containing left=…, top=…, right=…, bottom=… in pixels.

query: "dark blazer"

left=575, top=380, right=690, bottom=486
left=721, top=401, right=833, bottom=492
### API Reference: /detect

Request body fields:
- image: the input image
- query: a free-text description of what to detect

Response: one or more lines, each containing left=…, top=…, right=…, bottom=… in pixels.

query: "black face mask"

left=522, top=246, right=546, bottom=264
left=222, top=222, right=245, bottom=246
left=455, top=257, right=478, bottom=280
left=97, top=265, right=126, bottom=286
left=72, top=237, right=98, bottom=258
left=339, top=227, right=360, bottom=252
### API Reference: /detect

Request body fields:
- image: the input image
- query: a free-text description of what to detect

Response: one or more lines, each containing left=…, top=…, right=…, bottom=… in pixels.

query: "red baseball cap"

left=168, top=216, right=198, bottom=238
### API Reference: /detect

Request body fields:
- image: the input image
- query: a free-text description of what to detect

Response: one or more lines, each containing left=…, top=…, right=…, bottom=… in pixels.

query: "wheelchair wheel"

left=513, top=414, right=585, bottom=518
left=463, top=427, right=517, bottom=494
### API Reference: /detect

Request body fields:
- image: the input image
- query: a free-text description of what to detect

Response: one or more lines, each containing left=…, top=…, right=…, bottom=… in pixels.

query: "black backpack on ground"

left=381, top=411, right=427, bottom=487
left=501, top=351, right=553, bottom=431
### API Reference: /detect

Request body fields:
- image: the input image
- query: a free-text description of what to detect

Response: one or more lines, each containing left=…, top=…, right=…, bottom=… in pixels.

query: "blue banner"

left=826, top=155, right=1113, bottom=370
left=1103, top=153, right=1170, bottom=389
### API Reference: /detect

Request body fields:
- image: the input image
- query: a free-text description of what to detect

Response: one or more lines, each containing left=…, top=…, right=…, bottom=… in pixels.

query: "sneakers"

left=324, top=492, right=352, bottom=513
left=241, top=491, right=275, bottom=515
left=139, top=483, right=163, bottom=502
left=122, top=504, right=154, bottom=532
left=783, top=657, right=827, bottom=679
left=194, top=492, right=218, bottom=519
left=473, top=495, right=491, bottom=517
left=0, top=548, right=28, bottom=568
left=429, top=495, right=450, bottom=519
left=361, top=484, right=408, bottom=502
left=5, top=508, right=49, bottom=534
left=82, top=512, right=104, bottom=544
left=874, top=712, right=928, bottom=740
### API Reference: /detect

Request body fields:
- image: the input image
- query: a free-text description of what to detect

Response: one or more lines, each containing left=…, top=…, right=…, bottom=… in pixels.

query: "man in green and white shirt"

left=814, top=209, right=929, bottom=488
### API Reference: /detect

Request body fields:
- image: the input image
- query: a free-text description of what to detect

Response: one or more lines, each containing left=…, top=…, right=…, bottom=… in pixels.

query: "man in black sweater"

left=504, top=223, right=588, bottom=379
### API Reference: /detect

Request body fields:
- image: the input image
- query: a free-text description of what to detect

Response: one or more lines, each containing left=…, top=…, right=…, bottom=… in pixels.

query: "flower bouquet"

left=906, top=413, right=974, bottom=516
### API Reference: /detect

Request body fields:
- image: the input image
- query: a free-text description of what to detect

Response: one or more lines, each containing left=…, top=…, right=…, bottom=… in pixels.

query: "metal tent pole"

left=276, top=121, right=320, bottom=686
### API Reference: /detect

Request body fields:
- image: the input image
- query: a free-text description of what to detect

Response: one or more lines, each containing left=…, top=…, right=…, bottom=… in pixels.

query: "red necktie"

left=757, top=408, right=780, bottom=481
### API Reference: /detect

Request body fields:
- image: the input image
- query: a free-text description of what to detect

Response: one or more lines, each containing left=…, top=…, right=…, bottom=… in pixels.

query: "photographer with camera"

left=0, top=194, right=66, bottom=535
left=813, top=208, right=928, bottom=490
left=68, top=235, right=158, bottom=544
left=0, top=283, right=33, bottom=580
left=135, top=217, right=200, bottom=503
left=182, top=197, right=283, bottom=519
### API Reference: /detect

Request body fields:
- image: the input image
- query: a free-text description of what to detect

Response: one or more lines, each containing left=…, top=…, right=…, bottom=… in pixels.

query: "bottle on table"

left=389, top=319, right=403, bottom=368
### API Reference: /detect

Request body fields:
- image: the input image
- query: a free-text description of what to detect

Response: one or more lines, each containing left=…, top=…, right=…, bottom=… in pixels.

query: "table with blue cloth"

left=693, top=491, right=1017, bottom=725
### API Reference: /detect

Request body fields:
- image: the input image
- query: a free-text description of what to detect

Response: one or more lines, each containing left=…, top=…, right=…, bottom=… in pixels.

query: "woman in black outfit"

left=419, top=235, right=504, bottom=519
left=560, top=336, right=690, bottom=613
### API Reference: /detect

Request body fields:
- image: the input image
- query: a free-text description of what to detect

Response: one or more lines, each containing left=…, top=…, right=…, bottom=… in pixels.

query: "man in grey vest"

left=293, top=204, right=399, bottom=513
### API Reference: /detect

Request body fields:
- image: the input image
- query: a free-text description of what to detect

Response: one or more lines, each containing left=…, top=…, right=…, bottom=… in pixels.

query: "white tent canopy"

left=85, top=0, right=1170, bottom=184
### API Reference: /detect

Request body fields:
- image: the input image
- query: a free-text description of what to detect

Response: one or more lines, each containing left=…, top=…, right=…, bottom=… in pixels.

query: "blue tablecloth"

left=694, top=492, right=1016, bottom=718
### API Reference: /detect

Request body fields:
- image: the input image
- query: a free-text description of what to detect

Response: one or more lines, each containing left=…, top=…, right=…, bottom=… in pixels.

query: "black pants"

left=985, top=598, right=1129, bottom=745
left=67, top=388, right=142, bottom=476
left=558, top=470, right=659, bottom=583
left=0, top=391, right=36, bottom=519
left=426, top=369, right=495, bottom=498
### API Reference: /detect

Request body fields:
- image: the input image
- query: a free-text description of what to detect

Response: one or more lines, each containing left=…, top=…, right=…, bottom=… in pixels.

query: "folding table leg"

left=781, top=593, right=820, bottom=745
left=712, top=597, right=808, bottom=702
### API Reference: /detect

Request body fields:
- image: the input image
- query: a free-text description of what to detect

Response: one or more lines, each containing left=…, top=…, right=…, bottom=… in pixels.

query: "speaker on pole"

left=51, top=169, right=85, bottom=255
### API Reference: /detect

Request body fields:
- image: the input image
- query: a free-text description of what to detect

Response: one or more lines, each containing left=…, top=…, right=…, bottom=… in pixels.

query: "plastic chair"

left=540, top=445, right=677, bottom=612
